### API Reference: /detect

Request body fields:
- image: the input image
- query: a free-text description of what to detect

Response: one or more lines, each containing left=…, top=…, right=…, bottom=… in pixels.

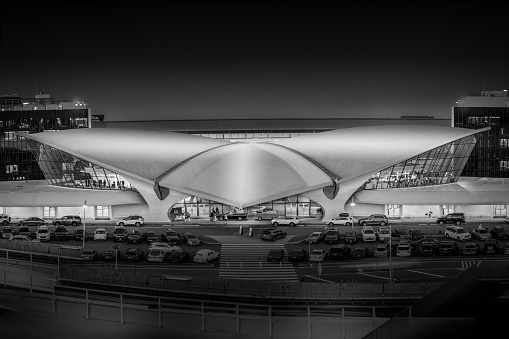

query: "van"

left=254, top=209, right=280, bottom=220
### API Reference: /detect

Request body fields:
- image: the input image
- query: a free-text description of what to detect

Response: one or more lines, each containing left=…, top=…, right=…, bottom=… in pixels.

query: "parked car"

left=490, top=226, right=509, bottom=240
left=324, top=228, right=340, bottom=244
left=329, top=244, right=351, bottom=260
left=36, top=225, right=51, bottom=241
left=438, top=241, right=459, bottom=256
left=9, top=235, right=34, bottom=242
left=408, top=229, right=424, bottom=241
left=53, top=225, right=69, bottom=240
left=345, top=229, right=358, bottom=244
left=112, top=226, right=128, bottom=242
left=183, top=232, right=201, bottom=246
left=193, top=249, right=220, bottom=263
left=102, top=247, right=121, bottom=261
left=462, top=243, right=481, bottom=256
left=396, top=243, right=412, bottom=257
left=253, top=209, right=280, bottom=220
left=444, top=225, right=471, bottom=241
left=127, top=230, right=142, bottom=244
left=52, top=215, right=82, bottom=226
left=305, top=231, right=325, bottom=244
left=376, top=227, right=391, bottom=242
left=471, top=226, right=491, bottom=241
left=391, top=228, right=412, bottom=241
left=74, top=228, right=88, bottom=241
left=148, top=242, right=181, bottom=254
left=147, top=249, right=166, bottom=263
left=267, top=248, right=285, bottom=262
left=504, top=243, right=509, bottom=255
left=160, top=228, right=181, bottom=244
left=352, top=247, right=369, bottom=259
left=81, top=249, right=97, bottom=261
left=1, top=226, right=13, bottom=239
left=416, top=243, right=437, bottom=257
left=325, top=216, right=354, bottom=227
left=357, top=214, right=389, bottom=226
left=374, top=243, right=389, bottom=257
left=288, top=249, right=308, bottom=263
left=483, top=239, right=499, bottom=255
left=0, top=213, right=11, bottom=226
left=93, top=228, right=108, bottom=241
left=361, top=226, right=376, bottom=242
left=123, top=248, right=144, bottom=262
left=167, top=250, right=189, bottom=263
left=143, top=231, right=159, bottom=243
left=260, top=229, right=286, bottom=241
left=18, top=225, right=32, bottom=238
left=436, top=213, right=465, bottom=226
left=116, top=215, right=144, bottom=227
left=271, top=216, right=299, bottom=227
left=309, top=249, right=328, bottom=262
left=17, top=217, right=46, bottom=226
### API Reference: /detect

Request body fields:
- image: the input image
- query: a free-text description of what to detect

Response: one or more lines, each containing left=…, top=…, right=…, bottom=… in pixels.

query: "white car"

left=271, top=216, right=299, bottom=227
left=361, top=226, right=376, bottom=242
left=36, top=225, right=51, bottom=242
left=116, top=215, right=144, bottom=227
left=325, top=216, right=354, bottom=227
left=147, top=249, right=166, bottom=263
left=148, top=242, right=181, bottom=254
left=193, top=249, right=220, bottom=263
left=309, top=249, right=328, bottom=262
left=376, top=227, right=391, bottom=242
left=93, top=228, right=108, bottom=241
left=445, top=225, right=471, bottom=241
left=396, top=243, right=412, bottom=257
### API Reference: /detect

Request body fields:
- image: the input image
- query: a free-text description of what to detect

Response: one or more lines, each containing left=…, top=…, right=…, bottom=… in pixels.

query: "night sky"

left=1, top=2, right=508, bottom=122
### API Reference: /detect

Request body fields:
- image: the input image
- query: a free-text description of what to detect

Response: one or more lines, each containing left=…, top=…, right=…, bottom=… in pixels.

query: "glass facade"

left=363, top=134, right=479, bottom=190
left=0, top=108, right=89, bottom=181
left=25, top=139, right=134, bottom=191
left=454, top=106, right=509, bottom=177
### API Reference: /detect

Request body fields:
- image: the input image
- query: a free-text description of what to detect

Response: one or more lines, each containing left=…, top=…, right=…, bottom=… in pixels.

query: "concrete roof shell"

left=18, top=125, right=488, bottom=208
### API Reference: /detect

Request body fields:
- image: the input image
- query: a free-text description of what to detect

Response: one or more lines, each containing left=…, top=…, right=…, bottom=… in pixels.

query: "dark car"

left=127, top=230, right=142, bottom=244
left=391, top=228, right=412, bottom=241
left=113, top=226, right=128, bottom=242
left=438, top=241, right=459, bottom=256
left=267, top=248, right=285, bottom=262
left=52, top=215, right=82, bottom=226
left=483, top=239, right=499, bottom=255
left=1, top=226, right=13, bottom=239
left=123, top=248, right=144, bottom=262
left=74, top=228, right=88, bottom=241
left=143, top=231, right=159, bottom=243
left=260, top=229, right=286, bottom=241
left=167, top=250, right=189, bottom=263
left=417, top=243, right=437, bottom=257
left=490, top=226, right=509, bottom=240
left=462, top=242, right=481, bottom=256
left=344, top=229, right=358, bottom=244
left=288, top=249, right=307, bottom=263
left=18, top=225, right=32, bottom=238
left=160, top=228, right=181, bottom=244
left=352, top=247, right=369, bottom=259
left=102, top=248, right=121, bottom=261
left=325, top=228, right=340, bottom=244
left=53, top=225, right=69, bottom=240
left=357, top=214, right=389, bottom=226
left=408, top=229, right=424, bottom=241
left=17, top=217, right=46, bottom=226
left=329, top=244, right=352, bottom=260
left=436, top=213, right=465, bottom=226
left=471, top=227, right=491, bottom=241
left=81, top=249, right=97, bottom=262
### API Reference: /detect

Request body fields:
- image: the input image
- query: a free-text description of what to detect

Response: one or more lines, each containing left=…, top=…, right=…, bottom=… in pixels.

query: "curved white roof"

left=19, top=125, right=486, bottom=207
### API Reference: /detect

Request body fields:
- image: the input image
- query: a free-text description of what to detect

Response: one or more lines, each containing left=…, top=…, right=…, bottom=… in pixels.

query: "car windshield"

left=478, top=229, right=488, bottom=234
left=364, top=229, right=374, bottom=234
left=96, top=230, right=105, bottom=234
left=169, top=251, right=182, bottom=258
left=289, top=250, right=302, bottom=256
left=457, top=228, right=467, bottom=233
left=311, top=250, right=322, bottom=255
left=150, top=250, right=163, bottom=255
left=82, top=250, right=94, bottom=255
left=310, top=234, right=319, bottom=238
left=187, top=234, right=197, bottom=239
left=379, top=229, right=389, bottom=234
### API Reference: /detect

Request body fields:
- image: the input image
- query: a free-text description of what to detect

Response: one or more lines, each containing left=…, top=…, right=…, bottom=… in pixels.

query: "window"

left=43, top=207, right=56, bottom=218
left=96, top=205, right=109, bottom=218
left=494, top=205, right=506, bottom=216
left=387, top=205, right=399, bottom=216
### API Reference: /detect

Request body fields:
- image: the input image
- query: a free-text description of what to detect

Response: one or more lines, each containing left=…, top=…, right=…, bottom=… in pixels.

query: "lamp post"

left=389, top=224, right=393, bottom=285
left=350, top=197, right=355, bottom=229
left=82, top=199, right=87, bottom=248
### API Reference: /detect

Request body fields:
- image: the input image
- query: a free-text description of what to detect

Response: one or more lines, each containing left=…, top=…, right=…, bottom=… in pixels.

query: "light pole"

left=82, top=199, right=87, bottom=248
left=350, top=197, right=355, bottom=229
left=389, top=224, right=393, bottom=285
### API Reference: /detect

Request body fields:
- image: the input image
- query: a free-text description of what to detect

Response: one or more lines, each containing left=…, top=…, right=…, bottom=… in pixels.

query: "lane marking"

left=303, top=275, right=335, bottom=283
left=407, top=269, right=446, bottom=278
left=357, top=272, right=389, bottom=280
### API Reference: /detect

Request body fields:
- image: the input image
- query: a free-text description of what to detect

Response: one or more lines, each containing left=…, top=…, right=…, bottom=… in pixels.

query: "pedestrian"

left=224, top=212, right=228, bottom=224
left=428, top=210, right=432, bottom=218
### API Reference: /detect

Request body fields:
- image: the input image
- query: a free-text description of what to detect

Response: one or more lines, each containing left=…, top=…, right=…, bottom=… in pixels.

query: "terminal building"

left=0, top=90, right=508, bottom=222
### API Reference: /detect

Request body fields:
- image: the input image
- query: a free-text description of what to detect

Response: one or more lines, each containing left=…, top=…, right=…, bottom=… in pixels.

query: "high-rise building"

left=453, top=89, right=509, bottom=178
left=0, top=92, right=90, bottom=181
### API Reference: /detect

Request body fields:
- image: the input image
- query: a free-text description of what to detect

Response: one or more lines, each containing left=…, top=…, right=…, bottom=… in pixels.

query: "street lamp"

left=350, top=197, right=356, bottom=229
left=82, top=199, right=87, bottom=248
left=389, top=224, right=393, bottom=285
